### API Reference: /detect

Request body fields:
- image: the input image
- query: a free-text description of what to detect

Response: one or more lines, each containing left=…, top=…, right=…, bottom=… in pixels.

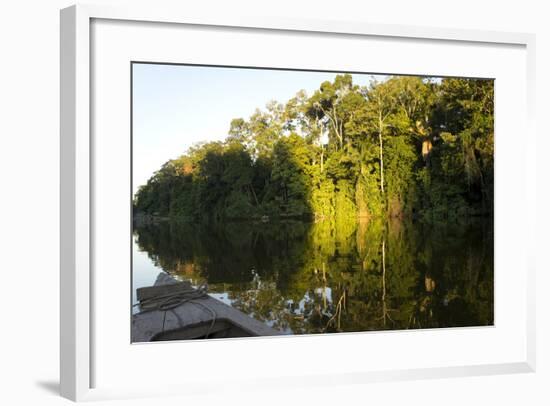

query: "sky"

left=132, top=63, right=381, bottom=194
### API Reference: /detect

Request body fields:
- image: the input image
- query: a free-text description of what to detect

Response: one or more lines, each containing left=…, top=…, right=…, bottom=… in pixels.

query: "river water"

left=132, top=218, right=493, bottom=335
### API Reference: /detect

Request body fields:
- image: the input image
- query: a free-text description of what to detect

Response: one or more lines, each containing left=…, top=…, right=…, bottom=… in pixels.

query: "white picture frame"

left=60, top=3, right=536, bottom=402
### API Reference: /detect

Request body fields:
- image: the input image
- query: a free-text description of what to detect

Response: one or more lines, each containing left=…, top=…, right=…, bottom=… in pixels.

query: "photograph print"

left=131, top=63, right=494, bottom=342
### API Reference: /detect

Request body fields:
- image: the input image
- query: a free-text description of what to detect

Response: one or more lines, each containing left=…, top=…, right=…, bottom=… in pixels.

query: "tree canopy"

left=134, top=74, right=494, bottom=223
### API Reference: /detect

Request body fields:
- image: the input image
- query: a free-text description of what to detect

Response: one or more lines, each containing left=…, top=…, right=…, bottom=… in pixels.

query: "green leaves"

left=134, top=74, right=493, bottom=223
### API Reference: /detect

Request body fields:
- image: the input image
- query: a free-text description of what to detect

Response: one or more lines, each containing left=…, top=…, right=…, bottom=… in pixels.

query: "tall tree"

left=364, top=79, right=398, bottom=194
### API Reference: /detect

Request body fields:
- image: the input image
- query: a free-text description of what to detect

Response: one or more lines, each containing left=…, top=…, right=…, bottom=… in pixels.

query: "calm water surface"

left=132, top=218, right=493, bottom=334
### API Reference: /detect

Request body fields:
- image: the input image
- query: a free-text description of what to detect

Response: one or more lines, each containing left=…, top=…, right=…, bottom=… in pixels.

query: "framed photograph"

left=60, top=4, right=536, bottom=401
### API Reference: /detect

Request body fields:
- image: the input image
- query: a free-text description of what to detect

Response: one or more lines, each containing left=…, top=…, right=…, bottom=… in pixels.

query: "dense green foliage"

left=134, top=75, right=494, bottom=222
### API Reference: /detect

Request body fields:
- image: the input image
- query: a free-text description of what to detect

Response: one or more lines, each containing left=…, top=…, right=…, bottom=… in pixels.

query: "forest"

left=133, top=74, right=494, bottom=223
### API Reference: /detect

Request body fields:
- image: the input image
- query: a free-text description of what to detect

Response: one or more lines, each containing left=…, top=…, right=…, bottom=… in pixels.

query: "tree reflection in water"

left=133, top=218, right=493, bottom=335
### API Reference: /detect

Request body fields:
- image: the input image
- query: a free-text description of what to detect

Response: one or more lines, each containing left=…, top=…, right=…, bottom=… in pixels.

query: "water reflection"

left=132, top=218, right=493, bottom=334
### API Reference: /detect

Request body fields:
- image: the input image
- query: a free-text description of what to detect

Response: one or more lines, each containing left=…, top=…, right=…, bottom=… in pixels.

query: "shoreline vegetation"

left=133, top=74, right=493, bottom=225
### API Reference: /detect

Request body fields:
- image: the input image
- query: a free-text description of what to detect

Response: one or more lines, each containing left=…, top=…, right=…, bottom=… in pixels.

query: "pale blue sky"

left=132, top=63, right=380, bottom=193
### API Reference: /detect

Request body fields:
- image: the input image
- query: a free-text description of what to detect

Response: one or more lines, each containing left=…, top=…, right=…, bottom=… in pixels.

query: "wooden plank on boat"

left=132, top=273, right=283, bottom=342
left=136, top=280, right=192, bottom=302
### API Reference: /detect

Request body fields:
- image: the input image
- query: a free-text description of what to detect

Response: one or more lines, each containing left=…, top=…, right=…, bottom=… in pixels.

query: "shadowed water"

left=132, top=218, right=493, bottom=335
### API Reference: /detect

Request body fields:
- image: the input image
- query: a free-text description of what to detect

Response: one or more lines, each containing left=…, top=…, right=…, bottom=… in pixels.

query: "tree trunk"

left=381, top=238, right=387, bottom=326
left=422, top=139, right=432, bottom=166
left=381, top=238, right=386, bottom=300
left=249, top=184, right=259, bottom=206
left=378, top=114, right=385, bottom=193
